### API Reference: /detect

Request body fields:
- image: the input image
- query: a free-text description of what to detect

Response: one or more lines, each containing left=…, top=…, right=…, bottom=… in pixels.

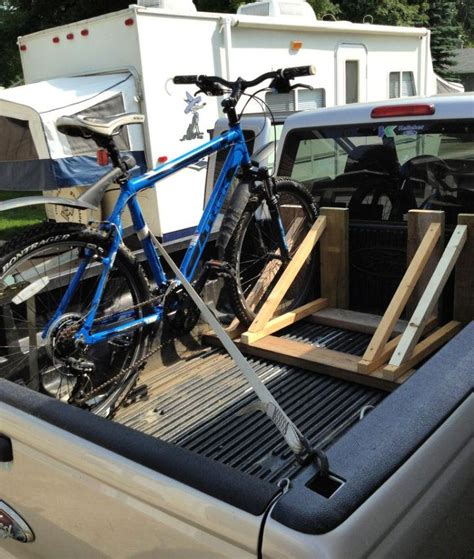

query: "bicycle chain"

left=62, top=293, right=168, bottom=406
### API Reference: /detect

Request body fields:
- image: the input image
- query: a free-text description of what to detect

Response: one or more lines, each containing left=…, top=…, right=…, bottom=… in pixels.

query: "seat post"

left=96, top=135, right=124, bottom=171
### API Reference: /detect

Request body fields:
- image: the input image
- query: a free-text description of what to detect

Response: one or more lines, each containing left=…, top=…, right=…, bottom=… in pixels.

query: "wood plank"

left=308, top=308, right=409, bottom=336
left=241, top=298, right=328, bottom=345
left=383, top=321, right=462, bottom=380
left=357, top=315, right=438, bottom=374
left=362, top=222, right=442, bottom=363
left=248, top=216, right=327, bottom=333
left=406, top=210, right=445, bottom=318
left=390, top=225, right=468, bottom=367
left=243, top=215, right=306, bottom=314
left=453, top=214, right=474, bottom=323
left=358, top=334, right=401, bottom=374
left=245, top=335, right=400, bottom=391
left=320, top=207, right=349, bottom=309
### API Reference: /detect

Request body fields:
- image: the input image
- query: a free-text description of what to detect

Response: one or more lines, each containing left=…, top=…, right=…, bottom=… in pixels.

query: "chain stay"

left=68, top=292, right=164, bottom=405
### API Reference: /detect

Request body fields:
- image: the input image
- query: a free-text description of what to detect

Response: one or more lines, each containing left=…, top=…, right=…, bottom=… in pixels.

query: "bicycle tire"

left=0, top=222, right=151, bottom=416
left=226, top=178, right=318, bottom=326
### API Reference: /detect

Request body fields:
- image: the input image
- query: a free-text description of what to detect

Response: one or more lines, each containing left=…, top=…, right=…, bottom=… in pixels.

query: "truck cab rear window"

left=278, top=120, right=474, bottom=219
left=0, top=116, right=38, bottom=161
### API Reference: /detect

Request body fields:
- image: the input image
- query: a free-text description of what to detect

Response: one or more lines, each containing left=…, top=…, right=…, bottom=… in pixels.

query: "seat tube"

left=128, top=195, right=167, bottom=286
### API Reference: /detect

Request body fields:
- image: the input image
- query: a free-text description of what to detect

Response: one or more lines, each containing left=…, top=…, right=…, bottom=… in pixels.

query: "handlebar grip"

left=281, top=65, right=316, bottom=79
left=173, top=75, right=198, bottom=84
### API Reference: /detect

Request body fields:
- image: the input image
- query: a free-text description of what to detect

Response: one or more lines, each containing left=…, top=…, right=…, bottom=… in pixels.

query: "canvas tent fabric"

left=0, top=73, right=146, bottom=191
left=436, top=74, right=464, bottom=94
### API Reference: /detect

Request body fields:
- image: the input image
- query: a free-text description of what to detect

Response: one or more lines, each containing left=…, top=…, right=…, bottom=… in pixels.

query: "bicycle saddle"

left=56, top=112, right=145, bottom=138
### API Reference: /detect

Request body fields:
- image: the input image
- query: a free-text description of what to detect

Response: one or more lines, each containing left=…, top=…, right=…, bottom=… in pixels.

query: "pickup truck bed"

left=115, top=323, right=386, bottom=484
left=0, top=322, right=472, bottom=558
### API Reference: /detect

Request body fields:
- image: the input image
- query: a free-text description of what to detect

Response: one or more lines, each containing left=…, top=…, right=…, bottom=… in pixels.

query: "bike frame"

left=45, top=125, right=257, bottom=346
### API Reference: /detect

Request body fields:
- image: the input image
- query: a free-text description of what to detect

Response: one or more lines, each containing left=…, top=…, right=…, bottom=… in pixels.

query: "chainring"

left=163, top=283, right=201, bottom=335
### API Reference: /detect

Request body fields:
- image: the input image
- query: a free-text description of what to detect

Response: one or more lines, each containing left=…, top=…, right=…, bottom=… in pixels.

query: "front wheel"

left=226, top=178, right=318, bottom=326
left=0, top=222, right=151, bottom=416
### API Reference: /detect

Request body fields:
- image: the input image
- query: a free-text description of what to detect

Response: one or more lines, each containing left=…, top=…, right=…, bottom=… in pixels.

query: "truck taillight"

left=157, top=156, right=168, bottom=164
left=125, top=18, right=134, bottom=26
left=371, top=104, right=435, bottom=118
left=19, top=44, right=27, bottom=51
left=52, top=37, right=60, bottom=44
left=66, top=33, right=74, bottom=40
left=81, top=29, right=89, bottom=36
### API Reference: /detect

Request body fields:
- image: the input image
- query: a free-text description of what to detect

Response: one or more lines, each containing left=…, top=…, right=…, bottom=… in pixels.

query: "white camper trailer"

left=0, top=0, right=459, bottom=244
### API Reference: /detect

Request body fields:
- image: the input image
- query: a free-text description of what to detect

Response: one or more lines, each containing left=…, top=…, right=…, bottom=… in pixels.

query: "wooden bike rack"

left=206, top=208, right=474, bottom=390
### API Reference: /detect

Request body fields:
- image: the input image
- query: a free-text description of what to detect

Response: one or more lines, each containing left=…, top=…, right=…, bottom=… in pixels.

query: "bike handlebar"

left=172, top=65, right=316, bottom=92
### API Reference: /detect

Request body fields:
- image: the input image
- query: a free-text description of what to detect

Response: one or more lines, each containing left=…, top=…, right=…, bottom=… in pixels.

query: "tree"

left=457, top=0, right=474, bottom=46
left=332, top=0, right=428, bottom=26
left=428, top=0, right=462, bottom=78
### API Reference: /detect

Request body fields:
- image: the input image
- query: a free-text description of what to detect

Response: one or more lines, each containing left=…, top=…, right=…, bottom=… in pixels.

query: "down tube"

left=181, top=139, right=250, bottom=280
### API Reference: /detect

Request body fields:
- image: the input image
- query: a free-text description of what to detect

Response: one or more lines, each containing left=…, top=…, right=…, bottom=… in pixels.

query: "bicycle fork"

left=257, top=168, right=290, bottom=262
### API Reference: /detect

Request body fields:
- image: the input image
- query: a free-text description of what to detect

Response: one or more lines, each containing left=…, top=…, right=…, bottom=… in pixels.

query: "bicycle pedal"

left=66, top=356, right=95, bottom=375
left=205, top=259, right=236, bottom=279
left=108, top=335, right=133, bottom=348
left=123, top=384, right=148, bottom=406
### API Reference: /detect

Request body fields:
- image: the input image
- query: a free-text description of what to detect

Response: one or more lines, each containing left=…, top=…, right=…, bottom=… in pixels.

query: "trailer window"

left=389, top=72, right=416, bottom=98
left=345, top=61, right=359, bottom=104
left=0, top=116, right=38, bottom=161
left=64, top=94, right=130, bottom=155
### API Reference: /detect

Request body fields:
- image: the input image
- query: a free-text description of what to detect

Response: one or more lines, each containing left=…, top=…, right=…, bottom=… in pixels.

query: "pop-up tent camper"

left=0, top=72, right=145, bottom=192
left=0, top=0, right=463, bottom=240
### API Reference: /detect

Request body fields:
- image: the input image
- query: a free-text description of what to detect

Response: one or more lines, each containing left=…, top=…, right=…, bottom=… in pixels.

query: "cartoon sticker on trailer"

left=181, top=91, right=206, bottom=141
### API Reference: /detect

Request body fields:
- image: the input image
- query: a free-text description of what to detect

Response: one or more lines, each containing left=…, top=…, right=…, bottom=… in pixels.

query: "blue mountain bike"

left=0, top=67, right=317, bottom=416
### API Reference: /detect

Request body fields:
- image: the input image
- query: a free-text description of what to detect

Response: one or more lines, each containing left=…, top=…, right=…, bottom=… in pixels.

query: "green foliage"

left=457, top=0, right=474, bottom=46
left=0, top=0, right=471, bottom=86
left=307, top=0, right=340, bottom=18
left=428, top=0, right=462, bottom=78
left=332, top=0, right=428, bottom=25
left=194, top=0, right=241, bottom=12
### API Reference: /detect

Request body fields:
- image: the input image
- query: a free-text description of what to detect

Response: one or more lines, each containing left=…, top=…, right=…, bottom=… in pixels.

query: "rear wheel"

left=226, top=178, right=318, bottom=326
left=0, top=222, right=151, bottom=416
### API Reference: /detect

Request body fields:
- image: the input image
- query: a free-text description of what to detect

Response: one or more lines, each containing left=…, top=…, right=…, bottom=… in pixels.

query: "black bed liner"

left=116, top=323, right=385, bottom=484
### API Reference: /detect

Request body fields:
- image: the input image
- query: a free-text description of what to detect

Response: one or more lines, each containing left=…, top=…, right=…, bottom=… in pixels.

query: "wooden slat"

left=248, top=215, right=327, bottom=333
left=244, top=215, right=306, bottom=314
left=358, top=334, right=401, bottom=374
left=383, top=321, right=462, bottom=380
left=357, top=315, right=438, bottom=374
left=320, top=207, right=349, bottom=309
left=241, top=298, right=328, bottom=345
left=390, top=225, right=468, bottom=367
left=406, top=209, right=445, bottom=318
left=309, top=308, right=408, bottom=336
left=245, top=335, right=400, bottom=391
left=453, top=213, right=474, bottom=324
left=362, top=222, right=442, bottom=363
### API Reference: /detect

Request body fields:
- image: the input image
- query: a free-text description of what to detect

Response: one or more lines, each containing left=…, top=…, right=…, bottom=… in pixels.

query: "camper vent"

left=237, top=0, right=317, bottom=20
left=137, top=0, right=197, bottom=13
left=265, top=89, right=325, bottom=114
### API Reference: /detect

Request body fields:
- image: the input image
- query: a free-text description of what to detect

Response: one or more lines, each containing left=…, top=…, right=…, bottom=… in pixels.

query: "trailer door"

left=336, top=43, right=368, bottom=105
